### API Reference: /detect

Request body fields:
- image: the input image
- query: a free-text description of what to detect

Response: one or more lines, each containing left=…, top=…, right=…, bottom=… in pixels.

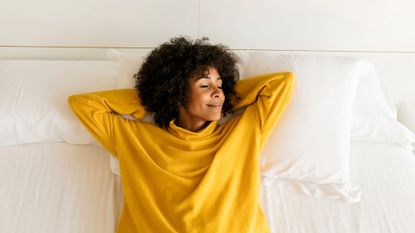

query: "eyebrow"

left=196, top=76, right=222, bottom=80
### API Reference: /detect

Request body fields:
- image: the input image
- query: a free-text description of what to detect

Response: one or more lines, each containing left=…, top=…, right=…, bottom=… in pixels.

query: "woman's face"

left=177, top=67, right=225, bottom=131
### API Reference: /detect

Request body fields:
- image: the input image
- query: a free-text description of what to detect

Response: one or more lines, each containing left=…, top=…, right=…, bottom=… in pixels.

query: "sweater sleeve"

left=67, top=89, right=146, bottom=156
left=233, top=72, right=294, bottom=147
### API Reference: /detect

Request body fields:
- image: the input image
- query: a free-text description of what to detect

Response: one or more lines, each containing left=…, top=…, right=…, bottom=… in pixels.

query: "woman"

left=68, top=37, right=293, bottom=233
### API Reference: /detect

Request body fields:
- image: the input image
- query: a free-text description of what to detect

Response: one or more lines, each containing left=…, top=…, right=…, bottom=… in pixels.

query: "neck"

left=175, top=117, right=209, bottom=132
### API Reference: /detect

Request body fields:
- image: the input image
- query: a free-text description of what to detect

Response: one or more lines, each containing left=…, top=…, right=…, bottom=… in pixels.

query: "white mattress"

left=1, top=141, right=415, bottom=233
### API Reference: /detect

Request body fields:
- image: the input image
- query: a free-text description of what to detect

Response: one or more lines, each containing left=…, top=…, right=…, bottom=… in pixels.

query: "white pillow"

left=107, top=49, right=145, bottom=89
left=397, top=101, right=415, bottom=151
left=398, top=101, right=415, bottom=133
left=107, top=50, right=151, bottom=175
left=107, top=49, right=154, bottom=124
left=234, top=51, right=364, bottom=202
left=0, top=60, right=119, bottom=147
left=350, top=64, right=415, bottom=148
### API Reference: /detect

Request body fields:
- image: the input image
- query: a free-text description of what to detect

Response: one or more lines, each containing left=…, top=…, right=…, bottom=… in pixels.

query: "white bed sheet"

left=261, top=141, right=415, bottom=233
left=1, top=141, right=415, bottom=233
left=0, top=143, right=123, bottom=233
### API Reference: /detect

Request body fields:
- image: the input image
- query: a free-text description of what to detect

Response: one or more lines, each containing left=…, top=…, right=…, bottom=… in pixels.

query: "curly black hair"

left=134, top=36, right=240, bottom=128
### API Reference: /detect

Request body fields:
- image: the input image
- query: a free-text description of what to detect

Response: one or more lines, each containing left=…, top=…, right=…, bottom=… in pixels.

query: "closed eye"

left=200, top=85, right=222, bottom=89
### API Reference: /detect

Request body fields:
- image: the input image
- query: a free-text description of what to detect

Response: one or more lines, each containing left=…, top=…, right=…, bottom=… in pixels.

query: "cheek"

left=193, top=92, right=208, bottom=104
left=187, top=93, right=205, bottom=110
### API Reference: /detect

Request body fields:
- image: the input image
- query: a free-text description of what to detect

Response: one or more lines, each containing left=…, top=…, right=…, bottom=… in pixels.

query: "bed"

left=1, top=49, right=415, bottom=233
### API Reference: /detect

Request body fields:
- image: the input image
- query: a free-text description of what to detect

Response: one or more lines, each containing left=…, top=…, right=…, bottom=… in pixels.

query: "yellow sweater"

left=68, top=72, right=293, bottom=233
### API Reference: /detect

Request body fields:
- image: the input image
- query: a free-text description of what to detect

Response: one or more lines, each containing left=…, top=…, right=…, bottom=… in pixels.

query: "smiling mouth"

left=207, top=104, right=222, bottom=109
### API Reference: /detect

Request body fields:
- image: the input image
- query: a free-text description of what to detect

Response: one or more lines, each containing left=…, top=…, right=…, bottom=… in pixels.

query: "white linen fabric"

left=0, top=143, right=124, bottom=233
left=262, top=141, right=415, bottom=233
left=397, top=101, right=415, bottom=134
left=350, top=65, right=415, bottom=148
left=0, top=60, right=119, bottom=147
left=397, top=101, right=415, bottom=151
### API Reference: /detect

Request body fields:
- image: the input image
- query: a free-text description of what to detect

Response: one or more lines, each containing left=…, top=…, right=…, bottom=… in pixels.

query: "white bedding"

left=0, top=143, right=123, bottom=233
left=1, top=141, right=415, bottom=233
left=262, top=141, right=415, bottom=233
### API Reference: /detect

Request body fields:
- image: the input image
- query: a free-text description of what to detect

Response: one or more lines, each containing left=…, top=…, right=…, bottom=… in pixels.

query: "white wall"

left=1, top=0, right=415, bottom=51
left=0, top=0, right=198, bottom=47
left=200, top=0, right=415, bottom=51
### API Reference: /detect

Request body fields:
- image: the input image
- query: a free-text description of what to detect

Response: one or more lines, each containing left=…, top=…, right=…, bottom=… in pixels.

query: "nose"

left=212, top=86, right=222, bottom=98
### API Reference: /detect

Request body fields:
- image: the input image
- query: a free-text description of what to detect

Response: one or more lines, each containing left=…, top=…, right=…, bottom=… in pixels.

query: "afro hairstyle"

left=134, top=36, right=240, bottom=128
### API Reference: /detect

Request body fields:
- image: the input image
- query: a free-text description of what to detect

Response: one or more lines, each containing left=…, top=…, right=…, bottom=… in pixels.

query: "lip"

left=207, top=104, right=222, bottom=108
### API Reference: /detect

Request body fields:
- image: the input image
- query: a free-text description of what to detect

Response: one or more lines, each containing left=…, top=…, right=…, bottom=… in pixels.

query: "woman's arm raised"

left=68, top=89, right=146, bottom=156
left=232, top=72, right=294, bottom=144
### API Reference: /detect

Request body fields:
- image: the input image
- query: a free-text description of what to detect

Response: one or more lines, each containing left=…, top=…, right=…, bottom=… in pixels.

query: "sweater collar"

left=168, top=119, right=217, bottom=139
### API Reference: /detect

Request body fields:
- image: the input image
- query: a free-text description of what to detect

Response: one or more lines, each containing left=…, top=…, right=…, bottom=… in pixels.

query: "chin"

left=209, top=114, right=222, bottom=121
left=203, top=110, right=223, bottom=121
